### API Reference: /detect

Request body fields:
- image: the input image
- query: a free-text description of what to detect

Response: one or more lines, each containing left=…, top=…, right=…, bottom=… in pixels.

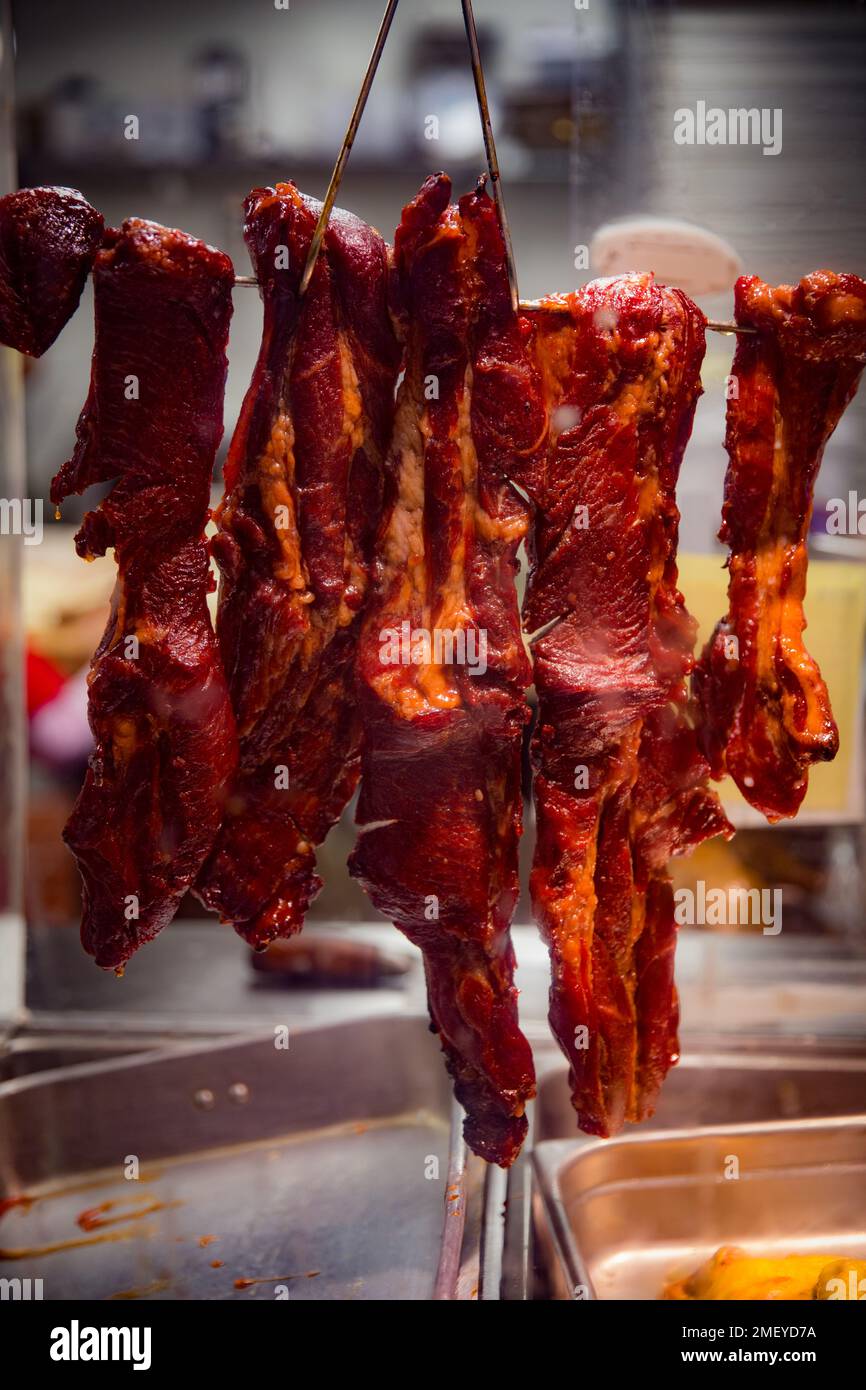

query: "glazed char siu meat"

left=350, top=174, right=541, bottom=1167
left=51, top=220, right=236, bottom=970
left=194, top=184, right=400, bottom=947
left=0, top=186, right=103, bottom=356
left=517, top=276, right=732, bottom=1137
left=32, top=160, right=859, bottom=1139
left=694, top=272, right=866, bottom=821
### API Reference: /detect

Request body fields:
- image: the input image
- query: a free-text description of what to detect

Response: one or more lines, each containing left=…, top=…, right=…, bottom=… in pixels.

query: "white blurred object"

left=590, top=216, right=742, bottom=296
left=31, top=665, right=93, bottom=767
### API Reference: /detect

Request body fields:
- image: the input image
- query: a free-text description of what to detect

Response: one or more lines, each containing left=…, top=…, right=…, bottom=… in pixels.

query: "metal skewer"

left=297, top=0, right=401, bottom=299
left=433, top=1100, right=469, bottom=1300
left=516, top=297, right=757, bottom=335
left=706, top=319, right=756, bottom=335
left=233, top=274, right=753, bottom=332
left=460, top=0, right=519, bottom=315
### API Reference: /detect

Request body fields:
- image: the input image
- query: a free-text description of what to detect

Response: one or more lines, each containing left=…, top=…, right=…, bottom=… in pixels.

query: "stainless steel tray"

left=0, top=1015, right=487, bottom=1300
left=533, top=1114, right=866, bottom=1300
left=535, top=1044, right=866, bottom=1138
left=0, top=1029, right=195, bottom=1082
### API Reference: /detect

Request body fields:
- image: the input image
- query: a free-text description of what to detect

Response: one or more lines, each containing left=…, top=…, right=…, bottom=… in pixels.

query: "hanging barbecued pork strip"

left=0, top=185, right=104, bottom=356
left=694, top=271, right=866, bottom=821
left=516, top=276, right=732, bottom=1137
left=349, top=174, right=543, bottom=1167
left=194, top=183, right=400, bottom=947
left=51, top=220, right=237, bottom=970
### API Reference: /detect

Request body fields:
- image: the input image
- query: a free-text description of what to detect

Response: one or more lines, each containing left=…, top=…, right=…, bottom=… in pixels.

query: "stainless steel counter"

left=4, top=922, right=866, bottom=1301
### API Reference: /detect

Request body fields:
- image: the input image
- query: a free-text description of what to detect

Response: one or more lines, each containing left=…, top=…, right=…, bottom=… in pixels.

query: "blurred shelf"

left=19, top=151, right=571, bottom=190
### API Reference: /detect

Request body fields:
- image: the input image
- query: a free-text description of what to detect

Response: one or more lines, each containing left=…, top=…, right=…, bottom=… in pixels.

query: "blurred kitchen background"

left=3, top=0, right=866, bottom=1026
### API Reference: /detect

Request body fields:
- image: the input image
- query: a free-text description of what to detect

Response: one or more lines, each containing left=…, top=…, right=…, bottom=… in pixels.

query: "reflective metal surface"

left=535, top=1045, right=866, bottom=1138
left=0, top=1015, right=491, bottom=1300
left=532, top=1049, right=866, bottom=1300
left=534, top=1115, right=866, bottom=1301
left=0, top=0, right=26, bottom=1035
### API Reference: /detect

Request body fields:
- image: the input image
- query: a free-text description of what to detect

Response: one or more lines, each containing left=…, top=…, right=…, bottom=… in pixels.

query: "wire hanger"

left=234, top=0, right=751, bottom=335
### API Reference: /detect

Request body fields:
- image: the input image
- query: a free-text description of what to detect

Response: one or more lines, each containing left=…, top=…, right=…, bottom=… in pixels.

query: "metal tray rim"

left=532, top=1112, right=866, bottom=1301
left=0, top=1009, right=433, bottom=1102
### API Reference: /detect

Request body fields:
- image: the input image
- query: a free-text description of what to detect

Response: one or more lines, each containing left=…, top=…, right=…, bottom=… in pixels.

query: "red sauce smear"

left=108, top=1278, right=171, bottom=1300
left=234, top=1272, right=320, bottom=1289
left=0, top=1196, right=33, bottom=1220
left=77, top=1197, right=180, bottom=1231
left=0, top=1226, right=154, bottom=1261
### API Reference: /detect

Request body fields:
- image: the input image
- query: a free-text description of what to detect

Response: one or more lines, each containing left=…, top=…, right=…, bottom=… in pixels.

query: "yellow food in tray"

left=663, top=1246, right=866, bottom=1300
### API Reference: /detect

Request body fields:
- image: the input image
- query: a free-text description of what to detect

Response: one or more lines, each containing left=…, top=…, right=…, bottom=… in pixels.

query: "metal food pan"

left=0, top=1031, right=186, bottom=1083
left=533, top=1114, right=866, bottom=1300
left=0, top=1014, right=484, bottom=1300
left=535, top=1044, right=866, bottom=1139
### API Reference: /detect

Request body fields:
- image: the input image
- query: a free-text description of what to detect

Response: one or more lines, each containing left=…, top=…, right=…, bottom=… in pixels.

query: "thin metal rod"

left=517, top=294, right=757, bottom=334
left=706, top=318, right=756, bottom=335
left=460, top=0, right=519, bottom=315
left=234, top=275, right=754, bottom=334
left=479, top=1160, right=508, bottom=1300
left=433, top=1100, right=468, bottom=1300
left=297, top=0, right=400, bottom=299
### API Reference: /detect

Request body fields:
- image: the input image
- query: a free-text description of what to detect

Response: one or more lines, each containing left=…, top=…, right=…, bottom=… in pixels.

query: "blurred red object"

left=26, top=642, right=65, bottom=717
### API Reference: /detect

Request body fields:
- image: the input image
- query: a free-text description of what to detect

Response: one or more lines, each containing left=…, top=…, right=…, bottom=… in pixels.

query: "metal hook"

left=297, top=0, right=401, bottom=299
left=460, top=0, right=520, bottom=315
